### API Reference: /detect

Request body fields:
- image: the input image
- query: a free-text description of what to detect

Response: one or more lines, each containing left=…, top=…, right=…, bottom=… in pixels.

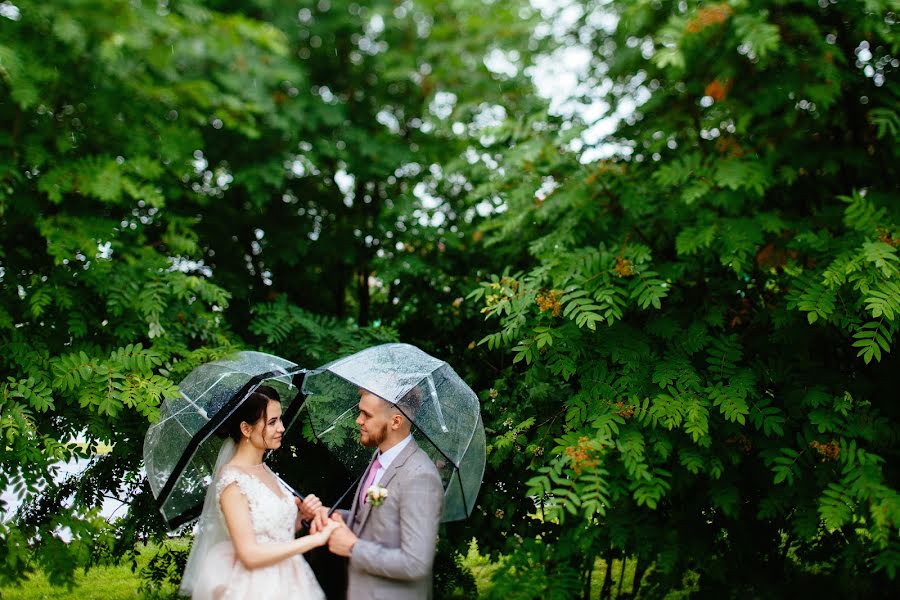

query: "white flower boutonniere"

left=366, top=484, right=389, bottom=507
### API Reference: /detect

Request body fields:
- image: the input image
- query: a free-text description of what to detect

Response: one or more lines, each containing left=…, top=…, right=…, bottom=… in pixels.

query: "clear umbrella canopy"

left=302, top=343, right=485, bottom=522
left=144, top=351, right=303, bottom=529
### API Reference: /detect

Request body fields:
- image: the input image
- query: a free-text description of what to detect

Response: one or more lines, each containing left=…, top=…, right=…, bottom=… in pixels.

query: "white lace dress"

left=188, top=464, right=326, bottom=600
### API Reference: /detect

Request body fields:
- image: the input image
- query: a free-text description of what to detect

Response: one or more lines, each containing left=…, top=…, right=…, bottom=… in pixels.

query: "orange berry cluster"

left=614, top=256, right=634, bottom=277
left=725, top=434, right=753, bottom=454
left=500, top=276, right=520, bottom=292
left=810, top=439, right=841, bottom=461
left=686, top=4, right=733, bottom=33
left=536, top=289, right=563, bottom=316
left=878, top=228, right=899, bottom=247
left=715, top=136, right=745, bottom=158
left=615, top=401, right=635, bottom=419
left=565, top=436, right=600, bottom=475
left=704, top=78, right=733, bottom=102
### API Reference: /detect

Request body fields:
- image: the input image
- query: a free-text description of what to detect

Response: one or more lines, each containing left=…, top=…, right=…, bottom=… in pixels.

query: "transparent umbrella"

left=301, top=343, right=485, bottom=522
left=143, top=351, right=305, bottom=529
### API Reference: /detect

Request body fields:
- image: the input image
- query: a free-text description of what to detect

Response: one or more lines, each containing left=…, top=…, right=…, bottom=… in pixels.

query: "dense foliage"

left=1, top=0, right=898, bottom=598
left=461, top=0, right=900, bottom=597
left=0, top=0, right=534, bottom=591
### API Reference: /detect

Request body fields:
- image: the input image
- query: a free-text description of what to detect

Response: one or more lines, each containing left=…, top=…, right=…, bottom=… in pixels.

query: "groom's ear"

left=390, top=412, right=404, bottom=430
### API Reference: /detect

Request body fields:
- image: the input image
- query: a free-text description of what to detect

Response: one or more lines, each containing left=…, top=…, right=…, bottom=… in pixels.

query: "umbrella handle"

left=268, top=473, right=317, bottom=530
left=327, top=473, right=364, bottom=518
left=276, top=476, right=304, bottom=502
left=274, top=470, right=362, bottom=522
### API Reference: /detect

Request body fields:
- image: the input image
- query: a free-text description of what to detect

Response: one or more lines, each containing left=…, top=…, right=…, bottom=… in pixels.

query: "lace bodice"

left=216, top=465, right=298, bottom=544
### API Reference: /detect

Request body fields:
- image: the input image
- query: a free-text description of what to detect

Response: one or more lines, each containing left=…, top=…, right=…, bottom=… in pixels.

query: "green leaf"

left=797, top=281, right=836, bottom=324
left=713, top=160, right=769, bottom=196
left=852, top=321, right=892, bottom=364
left=675, top=224, right=718, bottom=256
left=869, top=108, right=900, bottom=140
left=652, top=47, right=685, bottom=70
left=733, top=12, right=781, bottom=60
left=862, top=241, right=899, bottom=278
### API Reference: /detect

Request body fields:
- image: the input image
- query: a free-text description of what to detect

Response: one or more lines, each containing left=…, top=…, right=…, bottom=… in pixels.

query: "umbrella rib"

left=150, top=403, right=205, bottom=442
left=450, top=412, right=481, bottom=517
left=171, top=409, right=199, bottom=439
left=185, top=373, right=233, bottom=413
left=459, top=410, right=482, bottom=471
left=457, top=465, right=469, bottom=518
left=179, top=391, right=211, bottom=420
left=315, top=404, right=358, bottom=436
left=397, top=410, right=459, bottom=470
left=153, top=402, right=194, bottom=426
left=425, top=375, right=449, bottom=433
left=266, top=369, right=296, bottom=389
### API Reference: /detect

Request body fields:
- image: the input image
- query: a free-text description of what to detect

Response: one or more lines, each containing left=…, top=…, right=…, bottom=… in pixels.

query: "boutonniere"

left=366, top=484, right=389, bottom=507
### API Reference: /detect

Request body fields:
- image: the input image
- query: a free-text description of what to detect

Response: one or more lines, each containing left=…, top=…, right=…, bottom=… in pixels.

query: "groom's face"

left=356, top=389, right=390, bottom=448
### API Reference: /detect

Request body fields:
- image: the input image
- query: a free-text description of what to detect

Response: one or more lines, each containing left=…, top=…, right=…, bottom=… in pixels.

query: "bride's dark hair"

left=216, top=384, right=281, bottom=443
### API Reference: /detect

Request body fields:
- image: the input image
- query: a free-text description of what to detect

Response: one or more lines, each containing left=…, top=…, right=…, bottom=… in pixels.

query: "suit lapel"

left=356, top=440, right=418, bottom=534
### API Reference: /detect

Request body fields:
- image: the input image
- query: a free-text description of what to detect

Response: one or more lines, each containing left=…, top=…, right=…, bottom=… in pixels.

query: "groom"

left=320, top=385, right=444, bottom=599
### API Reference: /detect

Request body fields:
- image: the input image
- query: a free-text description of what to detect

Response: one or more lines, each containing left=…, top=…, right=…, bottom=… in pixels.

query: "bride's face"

left=247, top=400, right=285, bottom=450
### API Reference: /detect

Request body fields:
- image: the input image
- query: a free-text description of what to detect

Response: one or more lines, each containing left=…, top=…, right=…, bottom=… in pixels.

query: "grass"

left=459, top=538, right=699, bottom=599
left=1, top=563, right=158, bottom=600
left=459, top=538, right=509, bottom=593
left=0, top=542, right=183, bottom=600
left=4, top=538, right=699, bottom=599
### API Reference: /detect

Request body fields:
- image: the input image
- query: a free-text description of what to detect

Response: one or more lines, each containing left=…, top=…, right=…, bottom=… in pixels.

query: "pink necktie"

left=360, top=456, right=382, bottom=505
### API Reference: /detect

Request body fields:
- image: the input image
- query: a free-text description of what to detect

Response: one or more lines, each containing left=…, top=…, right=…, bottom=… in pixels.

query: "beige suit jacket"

left=345, top=440, right=443, bottom=600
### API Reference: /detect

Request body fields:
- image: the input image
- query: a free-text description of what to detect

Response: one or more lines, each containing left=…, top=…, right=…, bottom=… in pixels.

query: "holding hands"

left=326, top=512, right=358, bottom=557
left=296, top=495, right=330, bottom=533
left=292, top=494, right=339, bottom=548
left=303, top=505, right=357, bottom=556
left=310, top=518, right=341, bottom=547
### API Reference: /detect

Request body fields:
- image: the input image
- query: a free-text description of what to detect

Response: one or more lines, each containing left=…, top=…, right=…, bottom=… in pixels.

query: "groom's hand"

left=327, top=512, right=357, bottom=557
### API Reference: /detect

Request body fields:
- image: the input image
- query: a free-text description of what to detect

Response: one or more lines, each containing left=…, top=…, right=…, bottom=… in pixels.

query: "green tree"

left=0, top=0, right=386, bottom=585
left=5, top=0, right=897, bottom=597
left=462, top=0, right=900, bottom=597
left=0, top=0, right=542, bottom=592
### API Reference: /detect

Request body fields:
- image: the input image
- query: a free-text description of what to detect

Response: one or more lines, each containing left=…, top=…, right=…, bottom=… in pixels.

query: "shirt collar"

left=377, top=434, right=413, bottom=470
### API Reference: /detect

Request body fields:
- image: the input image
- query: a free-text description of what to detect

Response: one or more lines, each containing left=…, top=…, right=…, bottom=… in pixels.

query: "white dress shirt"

left=372, top=434, right=413, bottom=486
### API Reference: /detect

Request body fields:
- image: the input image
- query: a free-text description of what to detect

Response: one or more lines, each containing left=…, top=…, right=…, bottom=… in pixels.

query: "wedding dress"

left=180, top=440, right=325, bottom=599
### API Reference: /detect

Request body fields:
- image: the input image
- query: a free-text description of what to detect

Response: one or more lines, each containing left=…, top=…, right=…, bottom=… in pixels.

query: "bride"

left=180, top=385, right=337, bottom=599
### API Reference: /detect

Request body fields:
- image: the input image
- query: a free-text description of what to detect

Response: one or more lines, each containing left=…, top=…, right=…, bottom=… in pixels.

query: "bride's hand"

left=324, top=520, right=341, bottom=535
left=297, top=494, right=323, bottom=521
left=314, top=520, right=340, bottom=545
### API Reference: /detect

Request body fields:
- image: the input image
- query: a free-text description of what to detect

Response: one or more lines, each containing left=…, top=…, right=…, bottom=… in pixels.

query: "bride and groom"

left=180, top=384, right=444, bottom=599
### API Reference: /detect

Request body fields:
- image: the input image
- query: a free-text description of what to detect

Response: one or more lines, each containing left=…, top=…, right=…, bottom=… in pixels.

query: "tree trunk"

left=631, top=558, right=648, bottom=597
left=357, top=267, right=370, bottom=326
left=582, top=555, right=593, bottom=600
left=332, top=269, right=347, bottom=319
left=617, top=557, right=626, bottom=598
left=600, top=548, right=614, bottom=599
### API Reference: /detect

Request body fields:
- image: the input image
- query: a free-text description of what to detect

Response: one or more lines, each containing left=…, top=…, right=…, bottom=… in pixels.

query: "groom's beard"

left=361, top=422, right=388, bottom=448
